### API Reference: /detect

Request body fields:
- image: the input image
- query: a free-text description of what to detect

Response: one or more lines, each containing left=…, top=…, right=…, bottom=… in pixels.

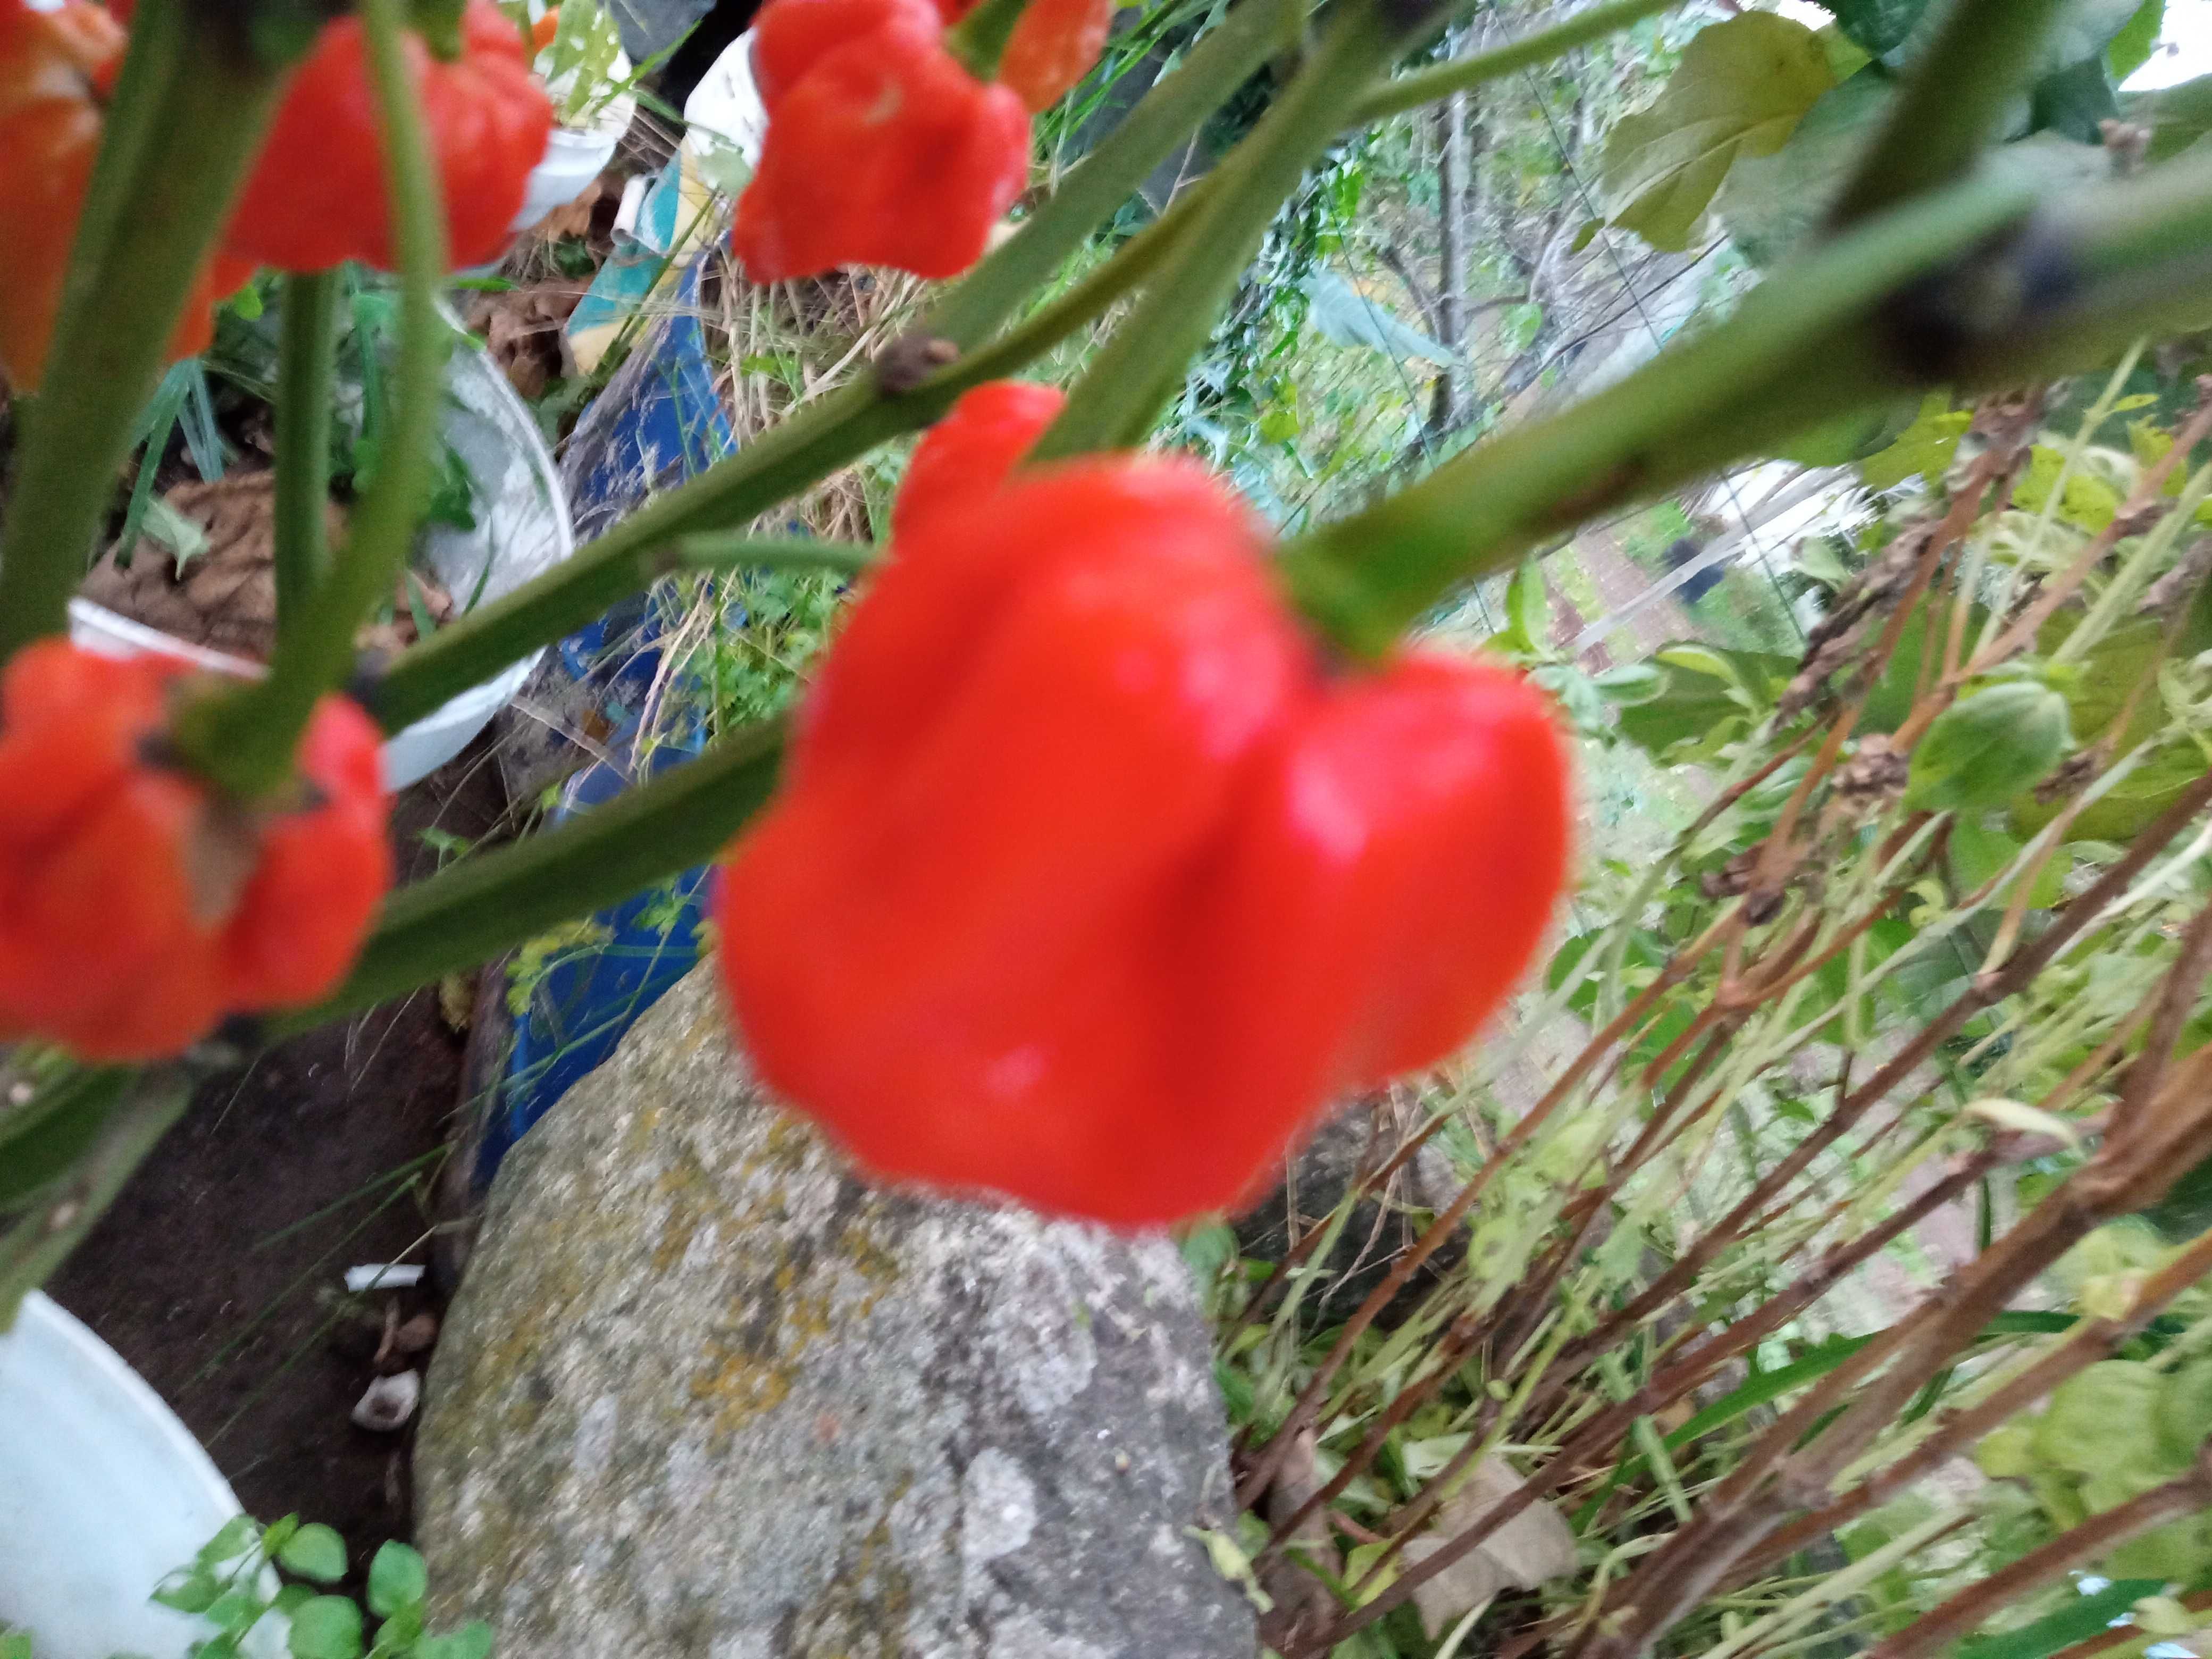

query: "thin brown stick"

left=1965, top=389, right=2212, bottom=679
left=1235, top=911, right=1731, bottom=1507
left=1865, top=1455, right=2212, bottom=1659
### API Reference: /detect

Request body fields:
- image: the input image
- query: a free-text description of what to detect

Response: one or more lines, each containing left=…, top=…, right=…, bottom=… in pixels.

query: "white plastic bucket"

left=512, top=111, right=631, bottom=236
left=70, top=322, right=576, bottom=793
left=0, top=1293, right=272, bottom=1659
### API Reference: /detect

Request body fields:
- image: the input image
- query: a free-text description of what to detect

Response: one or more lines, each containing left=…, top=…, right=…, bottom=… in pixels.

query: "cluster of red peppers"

left=718, top=383, right=1572, bottom=1226
left=732, top=0, right=1112, bottom=283
left=0, top=641, right=392, bottom=1061
left=0, top=0, right=550, bottom=388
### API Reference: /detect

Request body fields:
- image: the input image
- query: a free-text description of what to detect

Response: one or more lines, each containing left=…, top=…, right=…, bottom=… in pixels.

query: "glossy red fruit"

left=0, top=641, right=393, bottom=1061
left=222, top=0, right=552, bottom=272
left=717, top=456, right=1572, bottom=1226
left=934, top=0, right=1113, bottom=110
left=732, top=0, right=1028, bottom=282
left=890, top=379, right=1065, bottom=541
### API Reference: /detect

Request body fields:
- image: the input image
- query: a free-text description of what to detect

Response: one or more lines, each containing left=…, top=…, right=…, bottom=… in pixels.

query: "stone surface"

left=416, top=966, right=1254, bottom=1657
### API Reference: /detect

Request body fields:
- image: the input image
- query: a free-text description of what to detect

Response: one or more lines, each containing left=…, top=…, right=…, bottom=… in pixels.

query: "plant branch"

left=0, top=1066, right=192, bottom=1327
left=273, top=270, right=342, bottom=623
left=1352, top=0, right=1680, bottom=126
left=1036, top=0, right=1460, bottom=457
left=1828, top=0, right=2066, bottom=229
left=1865, top=1456, right=2212, bottom=1659
left=283, top=720, right=784, bottom=1025
left=0, top=6, right=288, bottom=664
left=661, top=536, right=879, bottom=579
left=363, top=0, right=1286, bottom=730
left=176, top=0, right=454, bottom=797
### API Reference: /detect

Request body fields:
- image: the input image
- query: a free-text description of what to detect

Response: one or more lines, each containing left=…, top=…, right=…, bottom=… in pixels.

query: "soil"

left=45, top=739, right=512, bottom=1579
left=78, top=472, right=453, bottom=663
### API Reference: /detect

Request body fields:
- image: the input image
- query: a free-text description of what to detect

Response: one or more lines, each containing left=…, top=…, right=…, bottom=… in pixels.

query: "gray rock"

left=416, top=966, right=1254, bottom=1658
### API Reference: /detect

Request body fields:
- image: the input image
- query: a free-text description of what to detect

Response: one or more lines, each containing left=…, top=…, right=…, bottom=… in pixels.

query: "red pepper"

left=733, top=0, right=1029, bottom=282
left=890, top=378, right=1063, bottom=540
left=222, top=0, right=552, bottom=273
left=0, top=0, right=254, bottom=390
left=935, top=0, right=1115, bottom=111
left=718, top=440, right=1570, bottom=1225
left=0, top=640, right=393, bottom=1061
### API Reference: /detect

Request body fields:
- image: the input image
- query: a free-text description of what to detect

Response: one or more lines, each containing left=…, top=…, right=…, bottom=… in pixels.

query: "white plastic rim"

left=511, top=113, right=629, bottom=236
left=0, top=1293, right=252, bottom=1659
left=69, top=309, right=577, bottom=793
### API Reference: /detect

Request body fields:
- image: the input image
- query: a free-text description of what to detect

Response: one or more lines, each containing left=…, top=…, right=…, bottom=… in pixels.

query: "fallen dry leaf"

left=1398, top=1456, right=1579, bottom=1639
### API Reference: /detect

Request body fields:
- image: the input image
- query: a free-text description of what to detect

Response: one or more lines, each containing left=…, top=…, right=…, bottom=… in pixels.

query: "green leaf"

left=1592, top=663, right=1666, bottom=705
left=154, top=1566, right=224, bottom=1614
left=259, top=1516, right=300, bottom=1560
left=2034, top=1362, right=2173, bottom=1478
left=1812, top=0, right=1931, bottom=57
left=1906, top=683, right=2073, bottom=811
left=1568, top=217, right=1601, bottom=254
left=1857, top=393, right=1971, bottom=490
left=366, top=1543, right=428, bottom=1618
left=1507, top=558, right=1548, bottom=651
left=1599, top=13, right=1834, bottom=252
left=2014, top=733, right=2208, bottom=842
left=2128, top=71, right=2212, bottom=161
left=2030, top=55, right=2120, bottom=143
left=1720, top=69, right=1895, bottom=269
left=0, top=1066, right=128, bottom=1209
left=1950, top=1579, right=2169, bottom=1659
left=287, top=1596, right=365, bottom=1659
left=278, top=1523, right=349, bottom=1585
left=1, top=1632, right=30, bottom=1659
left=416, top=1623, right=494, bottom=1659
left=206, top=1588, right=267, bottom=1635
left=2108, top=0, right=2165, bottom=79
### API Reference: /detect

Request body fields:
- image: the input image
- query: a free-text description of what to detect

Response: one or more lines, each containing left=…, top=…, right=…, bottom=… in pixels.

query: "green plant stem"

left=0, top=1068, right=190, bottom=1329
left=362, top=0, right=1290, bottom=732
left=273, top=271, right=342, bottom=624
left=0, top=7, right=287, bottom=665
left=366, top=182, right=1214, bottom=731
left=290, top=721, right=786, bottom=1025
left=175, top=0, right=453, bottom=797
left=663, top=537, right=880, bottom=577
left=926, top=0, right=1292, bottom=347
left=1829, top=0, right=2066, bottom=228
left=1035, top=0, right=1437, bottom=457
left=1272, top=153, right=2212, bottom=658
left=1350, top=0, right=1680, bottom=126
left=945, top=0, right=1035, bottom=83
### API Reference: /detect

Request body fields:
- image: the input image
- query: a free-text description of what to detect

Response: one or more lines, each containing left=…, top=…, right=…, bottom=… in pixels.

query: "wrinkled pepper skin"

left=890, top=378, right=1063, bottom=540
left=0, top=641, right=393, bottom=1061
left=718, top=438, right=1572, bottom=1226
left=223, top=0, right=551, bottom=272
left=733, top=0, right=1028, bottom=282
left=936, top=0, right=1115, bottom=111
left=0, top=0, right=253, bottom=390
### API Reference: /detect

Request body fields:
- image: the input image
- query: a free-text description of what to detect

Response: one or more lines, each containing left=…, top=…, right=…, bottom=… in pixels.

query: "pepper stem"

left=0, top=4, right=288, bottom=667
left=273, top=270, right=342, bottom=625
left=175, top=0, right=453, bottom=798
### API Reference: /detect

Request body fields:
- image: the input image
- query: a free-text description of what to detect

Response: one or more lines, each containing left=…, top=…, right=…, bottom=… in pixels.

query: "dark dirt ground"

left=47, top=738, right=512, bottom=1574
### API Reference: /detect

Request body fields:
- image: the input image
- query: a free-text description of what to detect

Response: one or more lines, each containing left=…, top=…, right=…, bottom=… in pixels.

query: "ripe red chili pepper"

left=0, top=0, right=255, bottom=390
left=732, top=0, right=1029, bottom=282
left=890, top=378, right=1063, bottom=540
left=935, top=0, right=1114, bottom=111
left=718, top=443, right=1571, bottom=1225
left=0, top=640, right=393, bottom=1061
left=222, top=0, right=552, bottom=273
